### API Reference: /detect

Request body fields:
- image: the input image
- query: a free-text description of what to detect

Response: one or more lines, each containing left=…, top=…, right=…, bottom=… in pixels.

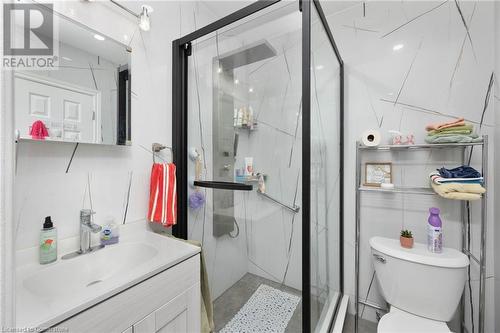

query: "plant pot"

left=400, top=236, right=414, bottom=249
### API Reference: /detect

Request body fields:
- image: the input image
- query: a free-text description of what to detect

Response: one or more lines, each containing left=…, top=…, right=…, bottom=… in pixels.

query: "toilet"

left=370, top=236, right=469, bottom=333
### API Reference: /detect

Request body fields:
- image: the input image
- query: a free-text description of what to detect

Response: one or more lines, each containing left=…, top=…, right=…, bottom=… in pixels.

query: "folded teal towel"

left=425, top=133, right=481, bottom=144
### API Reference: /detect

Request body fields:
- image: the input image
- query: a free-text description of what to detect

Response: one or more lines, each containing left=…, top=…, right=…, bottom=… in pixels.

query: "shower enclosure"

left=172, top=1, right=343, bottom=331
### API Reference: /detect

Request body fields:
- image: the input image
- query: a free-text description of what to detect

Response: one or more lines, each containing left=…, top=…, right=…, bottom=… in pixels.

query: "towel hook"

left=152, top=143, right=173, bottom=163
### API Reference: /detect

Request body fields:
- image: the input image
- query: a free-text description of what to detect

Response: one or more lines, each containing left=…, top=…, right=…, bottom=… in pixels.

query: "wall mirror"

left=13, top=7, right=132, bottom=145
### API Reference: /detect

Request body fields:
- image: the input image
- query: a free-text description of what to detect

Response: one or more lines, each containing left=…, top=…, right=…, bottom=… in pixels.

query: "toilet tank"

left=370, top=236, right=469, bottom=322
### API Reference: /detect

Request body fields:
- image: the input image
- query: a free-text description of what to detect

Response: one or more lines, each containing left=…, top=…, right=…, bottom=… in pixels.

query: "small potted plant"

left=400, top=229, right=414, bottom=249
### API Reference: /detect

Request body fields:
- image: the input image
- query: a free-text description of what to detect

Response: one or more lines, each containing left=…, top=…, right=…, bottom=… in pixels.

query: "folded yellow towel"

left=431, top=182, right=485, bottom=200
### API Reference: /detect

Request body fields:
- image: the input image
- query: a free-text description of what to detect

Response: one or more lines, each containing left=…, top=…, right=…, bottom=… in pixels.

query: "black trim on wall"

left=172, top=39, right=189, bottom=240
left=339, top=61, right=345, bottom=296
left=117, top=67, right=131, bottom=145
left=302, top=0, right=311, bottom=331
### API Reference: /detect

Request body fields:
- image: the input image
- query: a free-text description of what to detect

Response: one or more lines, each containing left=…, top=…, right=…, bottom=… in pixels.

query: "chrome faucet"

left=79, top=209, right=102, bottom=253
left=62, top=209, right=104, bottom=260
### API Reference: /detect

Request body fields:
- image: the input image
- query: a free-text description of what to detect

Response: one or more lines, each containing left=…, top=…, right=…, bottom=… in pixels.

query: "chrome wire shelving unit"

left=354, top=136, right=488, bottom=333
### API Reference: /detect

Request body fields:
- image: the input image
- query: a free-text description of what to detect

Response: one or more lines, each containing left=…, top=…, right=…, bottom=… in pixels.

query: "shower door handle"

left=194, top=180, right=252, bottom=191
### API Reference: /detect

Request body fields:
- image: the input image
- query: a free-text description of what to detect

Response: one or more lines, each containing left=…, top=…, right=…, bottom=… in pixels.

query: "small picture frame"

left=364, top=162, right=392, bottom=187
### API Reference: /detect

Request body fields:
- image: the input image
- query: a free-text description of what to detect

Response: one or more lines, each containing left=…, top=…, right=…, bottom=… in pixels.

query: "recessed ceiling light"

left=249, top=87, right=254, bottom=93
left=393, top=44, right=404, bottom=51
left=217, top=67, right=222, bottom=74
left=94, top=34, right=105, bottom=41
left=234, top=79, right=239, bottom=84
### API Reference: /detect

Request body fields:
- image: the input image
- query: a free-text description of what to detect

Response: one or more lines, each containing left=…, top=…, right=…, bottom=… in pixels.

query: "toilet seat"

left=377, top=307, right=451, bottom=333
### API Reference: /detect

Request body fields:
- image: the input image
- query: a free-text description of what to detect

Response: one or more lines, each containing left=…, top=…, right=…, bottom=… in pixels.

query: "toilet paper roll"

left=361, top=129, right=381, bottom=147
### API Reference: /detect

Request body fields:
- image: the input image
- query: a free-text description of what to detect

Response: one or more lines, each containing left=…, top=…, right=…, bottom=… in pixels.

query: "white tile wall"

left=325, top=1, right=496, bottom=331
left=6, top=0, right=499, bottom=331
left=494, top=2, right=500, bottom=332
left=12, top=1, right=223, bottom=250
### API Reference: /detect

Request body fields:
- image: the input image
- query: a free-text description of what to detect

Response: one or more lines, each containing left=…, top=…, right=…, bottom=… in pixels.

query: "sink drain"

left=86, top=280, right=103, bottom=287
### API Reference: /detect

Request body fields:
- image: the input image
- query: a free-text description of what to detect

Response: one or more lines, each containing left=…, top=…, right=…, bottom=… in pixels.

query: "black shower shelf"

left=194, top=180, right=253, bottom=191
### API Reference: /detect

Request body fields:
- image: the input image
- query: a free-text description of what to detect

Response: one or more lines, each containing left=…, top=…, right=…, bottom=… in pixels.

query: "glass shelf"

left=234, top=124, right=258, bottom=131
left=358, top=186, right=435, bottom=196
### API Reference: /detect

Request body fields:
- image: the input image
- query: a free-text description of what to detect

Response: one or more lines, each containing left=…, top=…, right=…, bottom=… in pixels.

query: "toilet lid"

left=378, top=307, right=451, bottom=333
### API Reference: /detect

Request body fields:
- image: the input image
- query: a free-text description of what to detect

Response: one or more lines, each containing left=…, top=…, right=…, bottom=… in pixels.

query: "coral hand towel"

left=148, top=163, right=177, bottom=227
left=425, top=117, right=465, bottom=131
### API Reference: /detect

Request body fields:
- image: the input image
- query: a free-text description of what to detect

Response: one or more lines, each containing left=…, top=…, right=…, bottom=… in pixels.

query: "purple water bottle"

left=428, top=207, right=443, bottom=253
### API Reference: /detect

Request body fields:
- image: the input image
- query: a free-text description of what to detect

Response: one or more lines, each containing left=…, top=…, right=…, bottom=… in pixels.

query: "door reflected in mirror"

left=14, top=9, right=131, bottom=146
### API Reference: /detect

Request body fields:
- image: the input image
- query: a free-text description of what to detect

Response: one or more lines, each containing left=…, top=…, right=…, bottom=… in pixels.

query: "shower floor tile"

left=213, top=273, right=302, bottom=332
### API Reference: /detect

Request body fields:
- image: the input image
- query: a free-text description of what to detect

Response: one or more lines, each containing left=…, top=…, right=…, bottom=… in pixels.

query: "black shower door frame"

left=171, top=1, right=344, bottom=331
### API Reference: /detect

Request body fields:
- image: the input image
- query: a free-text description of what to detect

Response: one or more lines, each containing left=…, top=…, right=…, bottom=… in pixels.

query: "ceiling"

left=116, top=1, right=362, bottom=28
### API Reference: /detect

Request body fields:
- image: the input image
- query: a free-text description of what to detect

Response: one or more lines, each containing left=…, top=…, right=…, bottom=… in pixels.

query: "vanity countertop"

left=15, top=222, right=200, bottom=329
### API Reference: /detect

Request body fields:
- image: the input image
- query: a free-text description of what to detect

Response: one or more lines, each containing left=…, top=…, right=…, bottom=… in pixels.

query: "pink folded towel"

left=425, top=117, right=465, bottom=131
left=29, top=120, right=49, bottom=140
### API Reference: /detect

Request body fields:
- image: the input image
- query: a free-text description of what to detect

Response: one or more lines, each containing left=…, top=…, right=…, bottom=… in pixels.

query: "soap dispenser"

left=100, top=216, right=120, bottom=246
left=39, top=216, right=57, bottom=264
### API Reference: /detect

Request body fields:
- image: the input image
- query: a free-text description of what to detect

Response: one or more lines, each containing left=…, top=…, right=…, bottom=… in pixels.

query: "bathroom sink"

left=16, top=223, right=200, bottom=329
left=23, top=242, right=158, bottom=298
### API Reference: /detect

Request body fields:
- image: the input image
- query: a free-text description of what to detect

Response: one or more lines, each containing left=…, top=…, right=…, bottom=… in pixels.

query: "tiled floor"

left=213, top=273, right=302, bottom=332
left=342, top=314, right=378, bottom=333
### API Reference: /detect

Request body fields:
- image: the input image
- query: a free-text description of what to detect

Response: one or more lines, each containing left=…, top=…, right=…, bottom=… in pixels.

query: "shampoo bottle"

left=39, top=216, right=57, bottom=264
left=244, top=157, right=254, bottom=176
left=427, top=207, right=443, bottom=253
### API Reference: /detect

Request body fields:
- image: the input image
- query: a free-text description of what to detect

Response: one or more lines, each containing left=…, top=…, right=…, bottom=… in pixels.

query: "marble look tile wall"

left=4, top=0, right=225, bottom=326
left=494, top=2, right=500, bottom=332
left=7, top=0, right=499, bottom=331
left=12, top=1, right=223, bottom=250
left=324, top=1, right=496, bottom=331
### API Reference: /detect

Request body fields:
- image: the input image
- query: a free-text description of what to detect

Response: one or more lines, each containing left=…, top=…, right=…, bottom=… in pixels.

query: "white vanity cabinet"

left=128, top=284, right=199, bottom=333
left=56, top=255, right=200, bottom=333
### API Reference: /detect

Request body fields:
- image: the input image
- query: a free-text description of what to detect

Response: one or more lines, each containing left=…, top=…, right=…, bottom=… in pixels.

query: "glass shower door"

left=308, top=2, right=343, bottom=331
left=173, top=1, right=343, bottom=331
left=185, top=3, right=305, bottom=331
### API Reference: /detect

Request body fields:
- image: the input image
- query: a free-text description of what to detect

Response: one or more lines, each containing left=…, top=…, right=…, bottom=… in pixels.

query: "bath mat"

left=219, top=284, right=300, bottom=333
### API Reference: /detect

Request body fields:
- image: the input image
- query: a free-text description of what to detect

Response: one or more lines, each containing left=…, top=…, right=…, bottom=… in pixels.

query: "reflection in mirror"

left=14, top=8, right=131, bottom=145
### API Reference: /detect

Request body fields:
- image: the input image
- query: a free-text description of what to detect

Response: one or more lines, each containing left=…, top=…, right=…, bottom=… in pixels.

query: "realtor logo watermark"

left=2, top=3, right=59, bottom=69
